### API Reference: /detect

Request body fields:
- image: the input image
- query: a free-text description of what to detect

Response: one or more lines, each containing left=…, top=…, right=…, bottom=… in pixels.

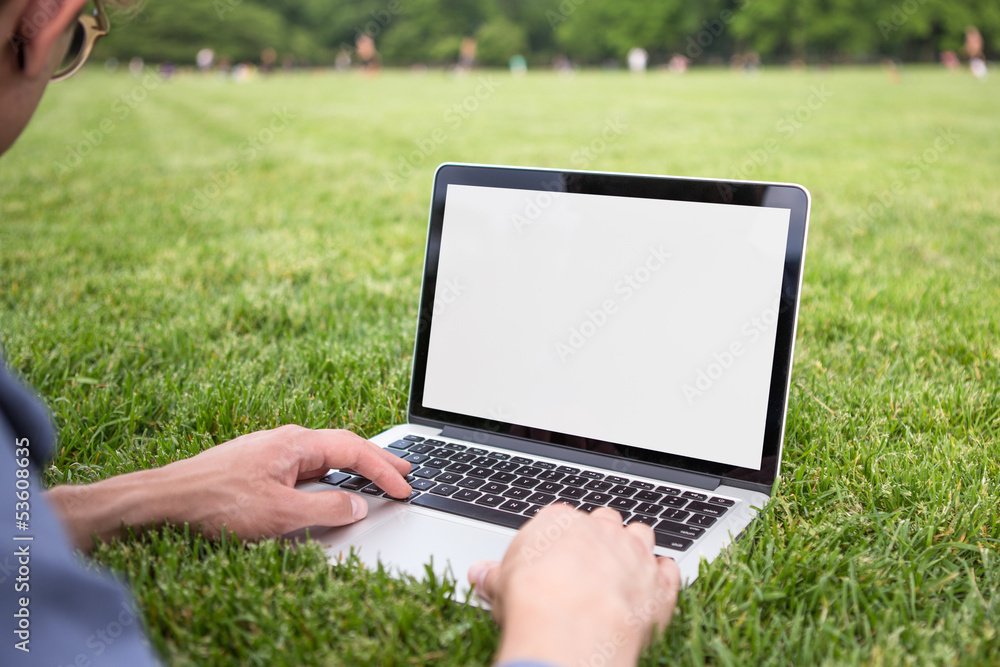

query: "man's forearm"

left=45, top=467, right=175, bottom=552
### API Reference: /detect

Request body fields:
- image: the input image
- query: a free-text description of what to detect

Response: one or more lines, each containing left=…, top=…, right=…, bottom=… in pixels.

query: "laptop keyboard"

left=319, top=435, right=736, bottom=553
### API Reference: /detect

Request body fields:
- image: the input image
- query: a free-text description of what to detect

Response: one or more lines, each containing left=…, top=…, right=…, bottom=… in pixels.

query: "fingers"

left=468, top=560, right=501, bottom=605
left=281, top=488, right=370, bottom=532
left=287, top=428, right=412, bottom=498
left=652, top=556, right=682, bottom=632
left=624, top=519, right=656, bottom=552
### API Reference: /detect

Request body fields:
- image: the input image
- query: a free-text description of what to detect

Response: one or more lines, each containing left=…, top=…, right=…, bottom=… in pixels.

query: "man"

left=1, top=0, right=681, bottom=664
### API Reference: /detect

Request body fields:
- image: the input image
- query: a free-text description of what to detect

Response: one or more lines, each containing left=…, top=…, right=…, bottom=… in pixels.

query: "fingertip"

left=468, top=560, right=499, bottom=603
left=350, top=494, right=367, bottom=521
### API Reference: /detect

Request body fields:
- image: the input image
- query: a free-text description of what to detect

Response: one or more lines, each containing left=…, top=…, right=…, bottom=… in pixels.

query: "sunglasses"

left=51, top=0, right=110, bottom=82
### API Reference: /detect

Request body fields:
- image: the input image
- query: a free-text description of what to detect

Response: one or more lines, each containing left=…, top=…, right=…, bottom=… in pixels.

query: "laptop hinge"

left=439, top=425, right=723, bottom=491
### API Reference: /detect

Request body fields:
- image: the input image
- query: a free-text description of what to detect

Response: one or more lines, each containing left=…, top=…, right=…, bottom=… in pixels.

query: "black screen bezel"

left=407, top=163, right=809, bottom=487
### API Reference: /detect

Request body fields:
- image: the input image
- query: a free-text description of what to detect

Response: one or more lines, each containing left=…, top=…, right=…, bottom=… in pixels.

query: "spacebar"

left=411, top=494, right=529, bottom=531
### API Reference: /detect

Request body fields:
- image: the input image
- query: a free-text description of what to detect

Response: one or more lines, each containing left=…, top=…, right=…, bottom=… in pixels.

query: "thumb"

left=468, top=560, right=501, bottom=605
left=288, top=489, right=369, bottom=530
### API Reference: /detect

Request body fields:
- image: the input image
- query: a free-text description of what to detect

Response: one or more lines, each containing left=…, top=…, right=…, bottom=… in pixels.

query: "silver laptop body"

left=294, top=163, right=811, bottom=599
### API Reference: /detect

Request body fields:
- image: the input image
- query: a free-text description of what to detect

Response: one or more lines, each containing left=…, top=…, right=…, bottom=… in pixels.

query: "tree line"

left=95, top=0, right=998, bottom=67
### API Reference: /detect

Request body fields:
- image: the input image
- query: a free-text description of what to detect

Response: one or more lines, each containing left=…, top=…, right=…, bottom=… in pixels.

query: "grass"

left=2, top=65, right=999, bottom=665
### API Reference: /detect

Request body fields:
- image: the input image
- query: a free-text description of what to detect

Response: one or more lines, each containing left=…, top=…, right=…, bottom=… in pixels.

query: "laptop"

left=293, top=163, right=810, bottom=598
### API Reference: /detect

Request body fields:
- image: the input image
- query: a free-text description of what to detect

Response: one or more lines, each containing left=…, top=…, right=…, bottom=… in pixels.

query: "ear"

left=18, top=0, right=88, bottom=79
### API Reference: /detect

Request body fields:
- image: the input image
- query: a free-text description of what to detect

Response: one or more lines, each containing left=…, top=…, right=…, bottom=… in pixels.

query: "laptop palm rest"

left=299, top=493, right=511, bottom=602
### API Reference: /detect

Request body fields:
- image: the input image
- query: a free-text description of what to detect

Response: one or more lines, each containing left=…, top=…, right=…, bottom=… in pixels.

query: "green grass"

left=2, top=65, right=999, bottom=665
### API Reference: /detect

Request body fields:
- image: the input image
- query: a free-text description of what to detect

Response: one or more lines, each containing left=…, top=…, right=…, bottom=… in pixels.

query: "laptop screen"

left=410, top=165, right=809, bottom=487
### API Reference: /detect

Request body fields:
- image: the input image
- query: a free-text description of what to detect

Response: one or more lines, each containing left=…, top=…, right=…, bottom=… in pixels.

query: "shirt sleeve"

left=1, top=361, right=160, bottom=666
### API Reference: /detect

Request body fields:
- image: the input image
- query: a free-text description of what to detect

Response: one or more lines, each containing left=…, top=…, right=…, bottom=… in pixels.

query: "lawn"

left=1, top=65, right=998, bottom=665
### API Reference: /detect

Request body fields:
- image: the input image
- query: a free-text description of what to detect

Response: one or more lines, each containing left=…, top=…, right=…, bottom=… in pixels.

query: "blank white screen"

left=422, top=184, right=790, bottom=470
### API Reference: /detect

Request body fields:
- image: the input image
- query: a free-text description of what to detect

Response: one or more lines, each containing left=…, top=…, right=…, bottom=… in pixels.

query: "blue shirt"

left=0, top=360, right=158, bottom=665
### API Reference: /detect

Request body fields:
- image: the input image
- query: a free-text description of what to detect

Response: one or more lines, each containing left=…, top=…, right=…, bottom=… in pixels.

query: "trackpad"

left=337, top=509, right=513, bottom=603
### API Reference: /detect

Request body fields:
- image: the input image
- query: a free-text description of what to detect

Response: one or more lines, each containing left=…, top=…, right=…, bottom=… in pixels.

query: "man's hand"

left=46, top=425, right=411, bottom=551
left=468, top=504, right=680, bottom=667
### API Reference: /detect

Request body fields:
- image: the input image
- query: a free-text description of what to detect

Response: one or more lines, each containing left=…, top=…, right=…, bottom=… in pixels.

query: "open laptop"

left=294, top=163, right=810, bottom=597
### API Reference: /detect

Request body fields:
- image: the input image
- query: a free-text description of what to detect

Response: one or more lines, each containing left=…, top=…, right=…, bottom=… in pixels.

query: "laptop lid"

left=407, top=164, right=810, bottom=494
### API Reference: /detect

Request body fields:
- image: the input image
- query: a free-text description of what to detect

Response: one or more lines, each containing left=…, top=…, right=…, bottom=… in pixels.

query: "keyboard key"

left=627, top=514, right=658, bottom=527
left=579, top=503, right=600, bottom=513
left=655, top=520, right=704, bottom=539
left=424, top=439, right=446, bottom=446
left=556, top=465, right=580, bottom=474
left=425, top=457, right=450, bottom=468
left=403, top=435, right=425, bottom=442
left=634, top=490, right=663, bottom=503
left=490, top=472, right=518, bottom=483
left=412, top=494, right=529, bottom=530
left=360, top=484, right=384, bottom=496
left=471, top=456, right=495, bottom=467
left=556, top=499, right=579, bottom=508
left=558, top=487, right=586, bottom=499
left=607, top=476, right=628, bottom=484
left=468, top=466, right=494, bottom=478
left=385, top=447, right=409, bottom=458
left=536, top=482, right=563, bottom=494
left=340, top=476, right=369, bottom=490
left=584, top=492, right=613, bottom=505
left=494, top=461, right=520, bottom=473
left=654, top=534, right=693, bottom=551
left=476, top=494, right=505, bottom=508
left=656, top=485, right=681, bottom=496
left=510, top=456, right=532, bottom=465
left=526, top=492, right=556, bottom=505
left=682, top=491, right=708, bottom=502
left=516, top=465, right=543, bottom=477
left=499, top=499, right=530, bottom=513
left=662, top=496, right=688, bottom=508
left=481, top=482, right=508, bottom=495
left=534, top=461, right=556, bottom=470
left=446, top=463, right=473, bottom=474
left=503, top=487, right=532, bottom=500
left=537, top=471, right=565, bottom=482
left=523, top=505, right=543, bottom=517
left=562, top=475, right=589, bottom=487
left=407, top=443, right=435, bottom=454
left=688, top=514, right=717, bottom=527
left=580, top=471, right=604, bottom=479
left=448, top=452, right=475, bottom=463
left=709, top=497, right=736, bottom=507
left=413, top=468, right=442, bottom=479
left=488, top=452, right=511, bottom=461
left=467, top=447, right=487, bottom=455
left=609, top=497, right=637, bottom=511
left=660, top=508, right=690, bottom=521
left=388, top=440, right=414, bottom=450
left=634, top=502, right=662, bottom=516
left=458, top=477, right=486, bottom=489
left=403, top=490, right=421, bottom=501
left=609, top=485, right=636, bottom=497
left=430, top=484, right=459, bottom=497
left=453, top=489, right=482, bottom=503
left=446, top=443, right=467, bottom=451
left=685, top=501, right=727, bottom=517
left=628, top=481, right=654, bottom=490
left=512, top=476, right=541, bottom=489
left=585, top=480, right=613, bottom=492
left=411, top=479, right=436, bottom=491
left=404, top=453, right=429, bottom=465
left=437, top=472, right=462, bottom=484
left=319, top=472, right=351, bottom=486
